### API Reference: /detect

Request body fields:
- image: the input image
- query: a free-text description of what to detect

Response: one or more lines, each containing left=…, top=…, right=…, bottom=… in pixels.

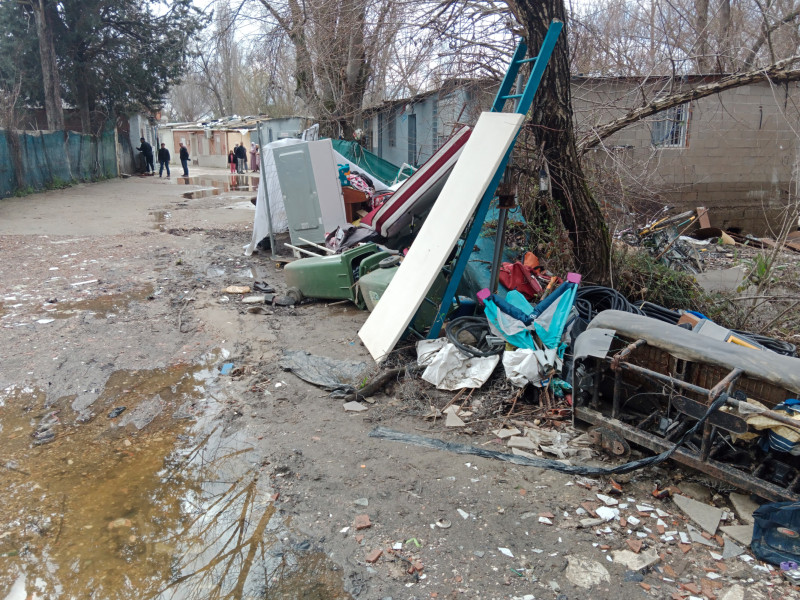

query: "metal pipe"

left=611, top=339, right=647, bottom=371
left=298, top=237, right=334, bottom=254
left=615, top=361, right=710, bottom=397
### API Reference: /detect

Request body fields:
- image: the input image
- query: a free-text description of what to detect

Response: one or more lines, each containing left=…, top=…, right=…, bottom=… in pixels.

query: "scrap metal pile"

left=245, top=26, right=800, bottom=509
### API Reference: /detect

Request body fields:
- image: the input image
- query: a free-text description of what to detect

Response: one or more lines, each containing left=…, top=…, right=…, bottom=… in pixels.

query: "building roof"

left=161, top=115, right=313, bottom=131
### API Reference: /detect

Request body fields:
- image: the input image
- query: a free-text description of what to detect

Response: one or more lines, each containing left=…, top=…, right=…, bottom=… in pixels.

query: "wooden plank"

left=358, top=112, right=524, bottom=361
left=696, top=206, right=711, bottom=229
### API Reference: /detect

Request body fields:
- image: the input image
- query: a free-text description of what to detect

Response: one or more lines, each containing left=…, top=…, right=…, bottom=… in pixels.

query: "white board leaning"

left=358, top=111, right=525, bottom=361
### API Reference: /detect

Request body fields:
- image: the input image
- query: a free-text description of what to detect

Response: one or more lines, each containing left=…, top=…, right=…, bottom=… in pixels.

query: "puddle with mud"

left=150, top=210, right=171, bottom=230
left=42, top=285, right=155, bottom=319
left=0, top=357, right=348, bottom=599
left=179, top=176, right=259, bottom=200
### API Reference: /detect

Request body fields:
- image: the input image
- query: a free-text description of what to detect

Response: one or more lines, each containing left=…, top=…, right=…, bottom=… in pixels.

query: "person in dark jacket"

left=157, top=143, right=171, bottom=178
left=235, top=143, right=247, bottom=174
left=179, top=143, right=190, bottom=177
left=137, top=137, right=154, bottom=174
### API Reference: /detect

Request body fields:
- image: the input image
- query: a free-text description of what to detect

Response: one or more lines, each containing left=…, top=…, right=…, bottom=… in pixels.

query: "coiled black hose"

left=575, top=285, right=644, bottom=321
left=445, top=316, right=504, bottom=357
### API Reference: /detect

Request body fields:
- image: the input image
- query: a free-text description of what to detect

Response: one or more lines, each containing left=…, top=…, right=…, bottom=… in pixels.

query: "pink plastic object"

left=566, top=272, right=582, bottom=284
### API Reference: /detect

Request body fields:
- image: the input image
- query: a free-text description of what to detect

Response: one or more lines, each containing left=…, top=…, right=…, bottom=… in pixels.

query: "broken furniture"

left=572, top=309, right=800, bottom=502
left=360, top=125, right=472, bottom=241
left=342, top=187, right=370, bottom=222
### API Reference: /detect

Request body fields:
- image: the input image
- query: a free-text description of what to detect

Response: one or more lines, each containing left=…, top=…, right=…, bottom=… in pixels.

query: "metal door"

left=273, top=145, right=326, bottom=244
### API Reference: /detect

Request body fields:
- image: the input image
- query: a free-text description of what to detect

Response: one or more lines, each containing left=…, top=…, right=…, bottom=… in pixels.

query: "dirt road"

left=0, top=170, right=793, bottom=599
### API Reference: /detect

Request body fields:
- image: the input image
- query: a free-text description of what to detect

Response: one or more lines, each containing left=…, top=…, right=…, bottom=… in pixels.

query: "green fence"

left=0, top=126, right=118, bottom=198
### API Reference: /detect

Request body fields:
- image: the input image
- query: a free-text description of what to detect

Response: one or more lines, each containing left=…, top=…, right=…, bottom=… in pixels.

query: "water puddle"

left=42, top=285, right=155, bottom=319
left=150, top=210, right=171, bottom=230
left=182, top=188, right=221, bottom=200
left=179, top=176, right=260, bottom=199
left=0, top=357, right=348, bottom=599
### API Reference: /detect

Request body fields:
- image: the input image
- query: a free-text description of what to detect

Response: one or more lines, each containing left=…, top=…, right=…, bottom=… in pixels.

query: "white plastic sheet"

left=417, top=339, right=499, bottom=391
left=502, top=348, right=562, bottom=388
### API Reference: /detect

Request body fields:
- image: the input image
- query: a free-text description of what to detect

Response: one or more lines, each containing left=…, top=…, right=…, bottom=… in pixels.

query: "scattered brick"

left=599, top=544, right=611, bottom=550
left=365, top=548, right=382, bottom=563
left=354, top=514, right=371, bottom=530
left=701, top=532, right=713, bottom=540
left=627, top=539, right=643, bottom=553
left=680, top=582, right=701, bottom=594
left=539, top=511, right=555, bottom=519
left=678, top=543, right=692, bottom=554
left=640, top=583, right=651, bottom=591
left=664, top=564, right=677, bottom=578
left=657, top=524, right=666, bottom=535
left=620, top=517, right=628, bottom=527
left=581, top=502, right=599, bottom=517
left=355, top=534, right=364, bottom=544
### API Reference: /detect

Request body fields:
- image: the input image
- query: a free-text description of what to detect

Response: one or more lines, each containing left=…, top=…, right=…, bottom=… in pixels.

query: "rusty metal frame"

left=575, top=338, right=800, bottom=502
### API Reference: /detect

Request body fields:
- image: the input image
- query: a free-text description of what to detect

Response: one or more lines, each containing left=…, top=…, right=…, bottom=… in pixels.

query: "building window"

left=651, top=103, right=690, bottom=148
left=388, top=110, right=396, bottom=147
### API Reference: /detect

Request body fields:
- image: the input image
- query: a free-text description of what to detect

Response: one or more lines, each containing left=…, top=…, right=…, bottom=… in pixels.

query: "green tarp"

left=0, top=125, right=117, bottom=198
left=330, top=139, right=403, bottom=187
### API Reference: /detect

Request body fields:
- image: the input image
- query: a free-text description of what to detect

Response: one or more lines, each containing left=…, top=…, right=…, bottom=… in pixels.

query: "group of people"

left=139, top=137, right=261, bottom=179
left=229, top=142, right=259, bottom=174
left=137, top=138, right=190, bottom=178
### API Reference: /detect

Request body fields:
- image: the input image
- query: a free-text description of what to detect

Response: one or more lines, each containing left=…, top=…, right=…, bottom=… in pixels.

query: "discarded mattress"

left=360, top=126, right=472, bottom=239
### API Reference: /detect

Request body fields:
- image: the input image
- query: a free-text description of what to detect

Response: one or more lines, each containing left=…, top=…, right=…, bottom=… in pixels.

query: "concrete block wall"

left=575, top=78, right=800, bottom=233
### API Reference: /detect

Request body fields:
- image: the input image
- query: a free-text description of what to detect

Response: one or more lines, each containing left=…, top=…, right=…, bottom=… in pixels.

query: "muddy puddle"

left=0, top=356, right=348, bottom=599
left=150, top=210, right=171, bottom=230
left=42, top=285, right=155, bottom=320
left=179, top=176, right=259, bottom=200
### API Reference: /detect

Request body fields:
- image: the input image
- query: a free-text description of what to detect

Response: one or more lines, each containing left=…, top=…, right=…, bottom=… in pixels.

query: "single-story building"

left=364, top=76, right=800, bottom=234
left=572, top=76, right=800, bottom=233
left=158, top=115, right=313, bottom=168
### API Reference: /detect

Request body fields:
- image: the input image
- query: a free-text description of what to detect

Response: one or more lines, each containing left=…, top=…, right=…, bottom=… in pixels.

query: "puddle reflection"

left=0, top=357, right=347, bottom=599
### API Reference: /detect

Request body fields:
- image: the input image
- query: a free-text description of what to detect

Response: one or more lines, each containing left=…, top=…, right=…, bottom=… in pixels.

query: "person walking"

left=179, top=142, right=190, bottom=177
left=228, top=150, right=236, bottom=173
left=249, top=142, right=258, bottom=173
left=157, top=143, right=171, bottom=178
left=137, top=137, right=154, bottom=174
left=235, top=143, right=247, bottom=174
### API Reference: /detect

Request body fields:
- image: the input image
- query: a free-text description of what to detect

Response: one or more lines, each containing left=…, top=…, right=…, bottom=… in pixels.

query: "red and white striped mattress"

left=360, top=126, right=472, bottom=239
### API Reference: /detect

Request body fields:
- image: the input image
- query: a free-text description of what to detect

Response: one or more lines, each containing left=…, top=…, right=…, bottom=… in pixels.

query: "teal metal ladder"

left=425, top=21, right=564, bottom=338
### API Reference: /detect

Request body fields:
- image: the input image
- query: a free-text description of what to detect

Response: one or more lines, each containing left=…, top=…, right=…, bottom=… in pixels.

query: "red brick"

left=355, top=534, right=364, bottom=544
left=354, top=514, right=371, bottom=530
left=657, top=525, right=666, bottom=535
left=663, top=564, right=677, bottom=578
left=678, top=543, right=692, bottom=553
left=680, top=583, right=700, bottom=594
left=620, top=517, right=628, bottom=527
left=365, top=548, right=382, bottom=563
left=640, top=582, right=651, bottom=591
left=627, top=539, right=643, bottom=553
left=539, top=511, right=555, bottom=519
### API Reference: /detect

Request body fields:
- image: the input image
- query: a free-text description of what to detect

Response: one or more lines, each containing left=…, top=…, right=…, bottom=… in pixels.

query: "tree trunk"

left=695, top=0, right=710, bottom=72
left=719, top=0, right=731, bottom=71
left=337, top=0, right=368, bottom=138
left=507, top=0, right=611, bottom=283
left=76, top=70, right=91, bottom=133
left=33, top=0, right=64, bottom=131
